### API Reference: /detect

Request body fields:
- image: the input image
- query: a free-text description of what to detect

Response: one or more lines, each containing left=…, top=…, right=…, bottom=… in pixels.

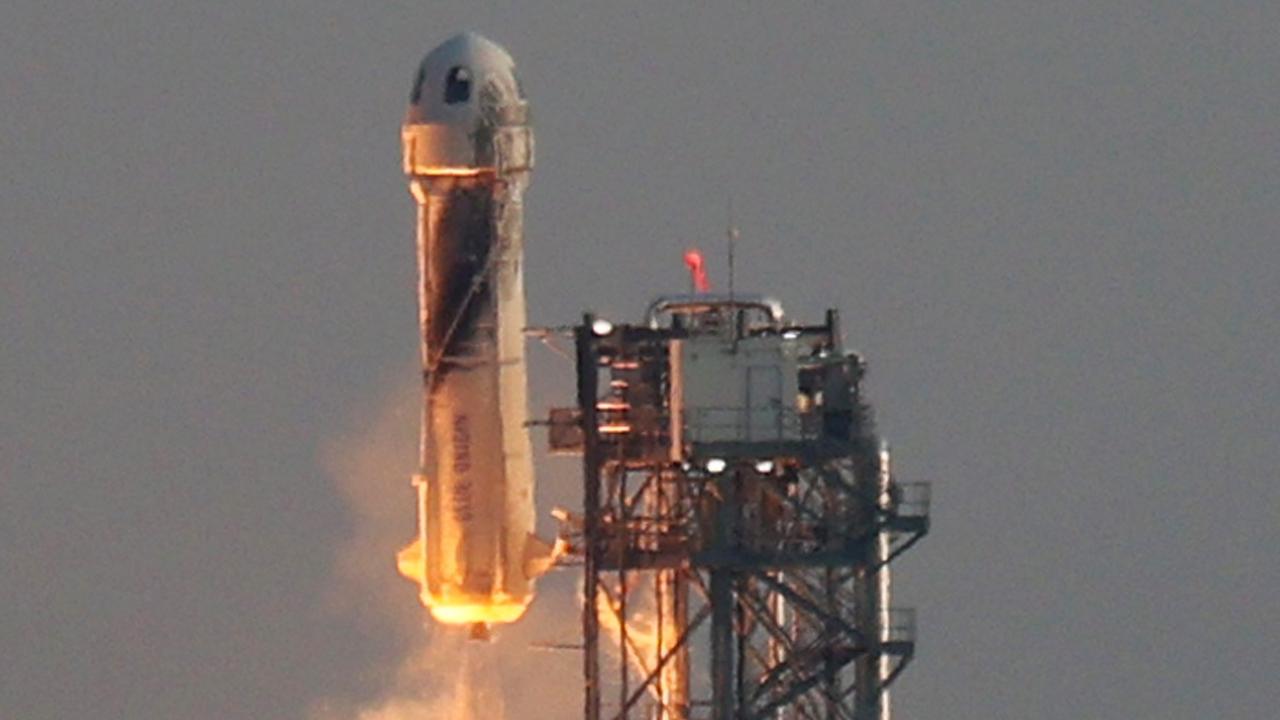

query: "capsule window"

left=444, top=66, right=472, bottom=104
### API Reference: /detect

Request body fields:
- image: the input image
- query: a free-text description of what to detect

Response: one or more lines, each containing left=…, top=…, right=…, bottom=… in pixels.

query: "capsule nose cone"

left=406, top=32, right=523, bottom=122
left=402, top=32, right=533, bottom=175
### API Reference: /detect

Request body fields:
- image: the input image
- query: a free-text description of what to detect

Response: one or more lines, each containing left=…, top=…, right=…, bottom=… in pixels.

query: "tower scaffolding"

left=546, top=294, right=929, bottom=720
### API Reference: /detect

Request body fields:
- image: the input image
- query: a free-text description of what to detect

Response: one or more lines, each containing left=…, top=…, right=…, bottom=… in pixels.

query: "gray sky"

left=3, top=2, right=1278, bottom=719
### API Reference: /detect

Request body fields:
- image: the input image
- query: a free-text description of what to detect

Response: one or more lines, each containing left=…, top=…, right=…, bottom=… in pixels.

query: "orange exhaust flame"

left=595, top=590, right=662, bottom=700
left=396, top=537, right=533, bottom=630
left=593, top=580, right=683, bottom=713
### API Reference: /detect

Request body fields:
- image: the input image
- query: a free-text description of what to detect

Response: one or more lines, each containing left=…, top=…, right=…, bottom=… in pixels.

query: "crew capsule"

left=401, top=31, right=533, bottom=177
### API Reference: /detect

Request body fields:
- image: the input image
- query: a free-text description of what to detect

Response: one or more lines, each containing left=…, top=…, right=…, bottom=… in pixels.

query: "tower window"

left=444, top=66, right=472, bottom=104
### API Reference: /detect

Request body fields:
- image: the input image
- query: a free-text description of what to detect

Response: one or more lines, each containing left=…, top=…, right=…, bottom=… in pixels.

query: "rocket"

left=395, top=33, right=554, bottom=638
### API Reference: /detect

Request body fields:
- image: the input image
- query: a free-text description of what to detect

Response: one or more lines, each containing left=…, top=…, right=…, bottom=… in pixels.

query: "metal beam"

left=578, top=316, right=602, bottom=720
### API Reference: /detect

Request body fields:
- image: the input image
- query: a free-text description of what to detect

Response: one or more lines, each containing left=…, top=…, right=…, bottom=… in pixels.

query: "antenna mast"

left=727, top=199, right=738, bottom=308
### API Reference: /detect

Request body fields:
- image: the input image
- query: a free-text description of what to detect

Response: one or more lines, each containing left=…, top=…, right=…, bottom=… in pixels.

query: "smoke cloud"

left=313, top=378, right=579, bottom=720
left=312, top=636, right=506, bottom=720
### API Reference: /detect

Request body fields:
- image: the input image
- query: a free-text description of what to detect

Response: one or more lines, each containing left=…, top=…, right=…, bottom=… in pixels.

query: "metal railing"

left=884, top=607, right=917, bottom=645
left=683, top=406, right=815, bottom=444
left=892, top=482, right=931, bottom=519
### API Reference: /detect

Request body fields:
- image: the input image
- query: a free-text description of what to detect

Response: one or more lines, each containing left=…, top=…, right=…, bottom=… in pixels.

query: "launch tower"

left=548, top=294, right=929, bottom=720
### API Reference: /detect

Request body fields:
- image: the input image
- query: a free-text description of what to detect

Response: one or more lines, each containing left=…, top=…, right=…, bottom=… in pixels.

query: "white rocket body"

left=395, top=33, right=549, bottom=634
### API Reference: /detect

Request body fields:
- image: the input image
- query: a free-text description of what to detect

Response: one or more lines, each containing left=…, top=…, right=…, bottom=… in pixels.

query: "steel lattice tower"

left=546, top=296, right=929, bottom=720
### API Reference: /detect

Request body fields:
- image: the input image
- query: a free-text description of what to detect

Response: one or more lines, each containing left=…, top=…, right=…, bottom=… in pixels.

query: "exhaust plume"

left=313, top=379, right=578, bottom=720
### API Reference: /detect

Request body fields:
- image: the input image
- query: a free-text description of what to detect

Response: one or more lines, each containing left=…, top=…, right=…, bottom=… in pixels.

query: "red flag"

left=683, top=249, right=710, bottom=293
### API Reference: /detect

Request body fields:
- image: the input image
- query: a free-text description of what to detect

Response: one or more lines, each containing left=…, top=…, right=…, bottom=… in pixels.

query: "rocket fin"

left=396, top=537, right=425, bottom=586
left=397, top=472, right=430, bottom=589
left=522, top=532, right=564, bottom=580
left=469, top=623, right=492, bottom=642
